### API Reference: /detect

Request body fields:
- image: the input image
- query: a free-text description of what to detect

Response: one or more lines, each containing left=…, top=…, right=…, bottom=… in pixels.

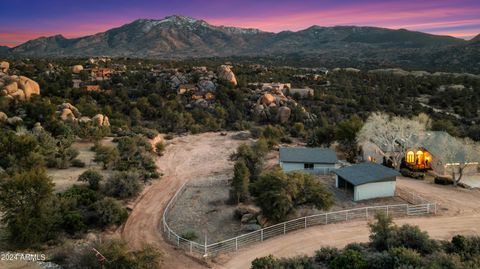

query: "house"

left=405, top=131, right=479, bottom=175
left=284, top=87, right=314, bottom=98
left=89, top=67, right=112, bottom=80
left=279, top=147, right=339, bottom=174
left=84, top=85, right=102, bottom=92
left=334, top=163, right=399, bottom=201
left=361, top=131, right=480, bottom=176
left=248, top=83, right=291, bottom=93
left=72, top=79, right=82, bottom=89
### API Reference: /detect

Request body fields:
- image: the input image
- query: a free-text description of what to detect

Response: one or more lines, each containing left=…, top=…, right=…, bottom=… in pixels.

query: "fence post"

left=177, top=235, right=180, bottom=246
left=190, top=242, right=192, bottom=254
left=386, top=206, right=389, bottom=216
left=283, top=223, right=286, bottom=234
left=366, top=208, right=369, bottom=219
left=204, top=235, right=208, bottom=257
left=304, top=217, right=307, bottom=228
left=346, top=211, right=348, bottom=221
left=261, top=229, right=264, bottom=241
left=235, top=238, right=238, bottom=251
left=325, top=213, right=328, bottom=224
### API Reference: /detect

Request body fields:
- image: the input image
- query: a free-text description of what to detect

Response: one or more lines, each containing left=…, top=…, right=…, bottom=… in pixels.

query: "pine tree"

left=230, top=160, right=250, bottom=204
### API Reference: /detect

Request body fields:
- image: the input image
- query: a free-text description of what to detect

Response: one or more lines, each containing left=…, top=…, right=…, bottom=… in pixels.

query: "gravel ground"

left=167, top=173, right=409, bottom=245
left=167, top=175, right=243, bottom=244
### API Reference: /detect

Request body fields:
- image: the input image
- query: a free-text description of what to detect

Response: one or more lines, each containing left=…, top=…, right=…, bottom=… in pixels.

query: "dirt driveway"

left=121, top=132, right=245, bottom=269
left=216, top=177, right=480, bottom=269
left=122, top=131, right=480, bottom=269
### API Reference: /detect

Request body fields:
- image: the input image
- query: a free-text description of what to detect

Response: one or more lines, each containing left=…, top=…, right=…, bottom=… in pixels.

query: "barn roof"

left=279, top=147, right=337, bottom=164
left=334, top=163, right=399, bottom=186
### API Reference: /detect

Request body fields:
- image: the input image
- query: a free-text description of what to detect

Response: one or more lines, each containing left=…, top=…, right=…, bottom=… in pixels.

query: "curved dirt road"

left=121, top=132, right=244, bottom=269
left=217, top=178, right=480, bottom=269
left=122, top=132, right=480, bottom=269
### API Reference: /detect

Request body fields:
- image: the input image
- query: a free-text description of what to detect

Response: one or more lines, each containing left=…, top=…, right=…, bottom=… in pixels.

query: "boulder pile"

left=57, top=103, right=81, bottom=121
left=0, top=72, right=41, bottom=101
left=0, top=112, right=23, bottom=126
left=217, top=65, right=237, bottom=86
left=0, top=61, right=9, bottom=72
left=56, top=103, right=109, bottom=126
left=72, top=65, right=84, bottom=74
left=234, top=204, right=265, bottom=231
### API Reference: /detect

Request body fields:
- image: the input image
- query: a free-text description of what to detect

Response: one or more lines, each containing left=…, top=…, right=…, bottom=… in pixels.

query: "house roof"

left=334, top=163, right=399, bottom=186
left=279, top=147, right=337, bottom=164
left=413, top=131, right=480, bottom=163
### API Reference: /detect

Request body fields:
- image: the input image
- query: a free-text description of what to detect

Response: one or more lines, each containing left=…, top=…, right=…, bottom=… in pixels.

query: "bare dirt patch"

left=47, top=138, right=114, bottom=192
left=121, top=132, right=246, bottom=269
left=167, top=175, right=243, bottom=244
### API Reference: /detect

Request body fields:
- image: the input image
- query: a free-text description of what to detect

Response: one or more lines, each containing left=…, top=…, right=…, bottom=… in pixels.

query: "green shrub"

left=62, top=211, right=86, bottom=235
left=181, top=230, right=198, bottom=241
left=389, top=247, right=423, bottom=268
left=251, top=255, right=280, bottom=269
left=330, top=249, right=367, bottom=269
left=78, top=169, right=104, bottom=190
left=155, top=141, right=166, bottom=156
left=93, top=197, right=128, bottom=227
left=315, top=247, right=340, bottom=263
left=104, top=171, right=142, bottom=199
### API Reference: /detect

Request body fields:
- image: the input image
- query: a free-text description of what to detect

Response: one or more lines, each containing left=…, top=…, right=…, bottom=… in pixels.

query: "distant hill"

left=9, top=15, right=480, bottom=72
left=0, top=46, right=11, bottom=55
left=471, top=34, right=480, bottom=44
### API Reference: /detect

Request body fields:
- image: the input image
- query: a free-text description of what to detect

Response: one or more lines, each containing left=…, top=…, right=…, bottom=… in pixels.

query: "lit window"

left=406, top=151, right=415, bottom=163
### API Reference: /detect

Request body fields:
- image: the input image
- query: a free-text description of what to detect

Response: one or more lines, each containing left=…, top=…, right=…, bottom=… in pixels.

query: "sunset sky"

left=1, top=0, right=479, bottom=47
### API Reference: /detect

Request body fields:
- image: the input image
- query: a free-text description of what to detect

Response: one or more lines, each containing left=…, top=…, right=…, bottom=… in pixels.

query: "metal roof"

left=334, top=163, right=399, bottom=186
left=279, top=147, right=338, bottom=164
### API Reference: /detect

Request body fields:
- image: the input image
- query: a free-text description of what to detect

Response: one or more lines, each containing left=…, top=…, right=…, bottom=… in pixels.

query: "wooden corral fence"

left=162, top=183, right=436, bottom=256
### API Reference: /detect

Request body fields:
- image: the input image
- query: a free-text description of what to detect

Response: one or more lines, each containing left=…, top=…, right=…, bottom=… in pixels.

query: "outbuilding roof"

left=334, top=163, right=400, bottom=186
left=279, top=147, right=337, bottom=164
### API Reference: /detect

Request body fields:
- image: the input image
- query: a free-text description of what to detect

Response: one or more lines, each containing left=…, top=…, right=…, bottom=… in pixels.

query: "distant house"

left=72, top=79, right=82, bottom=89
left=84, top=85, right=102, bottom=92
left=284, top=87, right=314, bottom=98
left=334, top=163, right=399, bottom=201
left=89, top=67, right=112, bottom=80
left=279, top=147, right=339, bottom=174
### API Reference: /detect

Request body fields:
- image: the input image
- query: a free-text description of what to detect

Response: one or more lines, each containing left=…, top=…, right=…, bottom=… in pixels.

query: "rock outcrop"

left=6, top=116, right=23, bottom=126
left=57, top=103, right=81, bottom=121
left=72, top=65, right=84, bottom=74
left=0, top=74, right=40, bottom=101
left=217, top=65, right=237, bottom=86
left=197, top=79, right=216, bottom=92
left=276, top=106, right=291, bottom=123
left=0, top=111, right=7, bottom=122
left=92, top=114, right=110, bottom=127
left=0, top=61, right=9, bottom=73
left=260, top=93, right=276, bottom=106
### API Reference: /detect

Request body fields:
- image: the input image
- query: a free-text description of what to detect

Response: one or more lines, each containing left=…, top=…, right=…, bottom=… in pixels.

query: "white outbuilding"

left=334, top=163, right=399, bottom=201
left=279, top=147, right=339, bottom=174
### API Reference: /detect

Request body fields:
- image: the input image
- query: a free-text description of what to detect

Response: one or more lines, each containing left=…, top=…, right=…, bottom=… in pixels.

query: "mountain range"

left=3, top=15, right=480, bottom=72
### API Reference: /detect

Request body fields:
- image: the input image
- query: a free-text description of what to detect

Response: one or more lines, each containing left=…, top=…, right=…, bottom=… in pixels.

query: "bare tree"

left=357, top=112, right=426, bottom=170
left=435, top=136, right=479, bottom=186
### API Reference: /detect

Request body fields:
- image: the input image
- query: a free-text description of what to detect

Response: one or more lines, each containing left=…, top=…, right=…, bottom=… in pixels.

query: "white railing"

left=162, top=184, right=436, bottom=256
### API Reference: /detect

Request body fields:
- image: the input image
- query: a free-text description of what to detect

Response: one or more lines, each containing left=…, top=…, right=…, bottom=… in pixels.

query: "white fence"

left=162, top=184, right=436, bottom=256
